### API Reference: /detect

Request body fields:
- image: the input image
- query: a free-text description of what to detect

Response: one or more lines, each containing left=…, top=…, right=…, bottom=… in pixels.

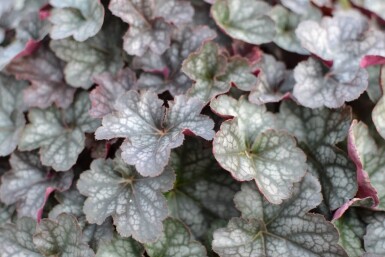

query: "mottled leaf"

left=144, top=218, right=207, bottom=257
left=90, top=68, right=137, bottom=118
left=6, top=46, right=75, bottom=109
left=77, top=154, right=175, bottom=242
left=212, top=174, right=348, bottom=257
left=364, top=213, right=385, bottom=256
left=96, top=236, right=144, bottom=257
left=49, top=0, right=104, bottom=41
left=293, top=57, right=368, bottom=108
left=19, top=92, right=100, bottom=171
left=167, top=138, right=239, bottom=237
left=351, top=0, right=385, bottom=22
left=50, top=22, right=124, bottom=89
left=33, top=213, right=95, bottom=257
left=0, top=73, right=27, bottom=156
left=95, top=90, right=214, bottom=176
left=212, top=95, right=306, bottom=204
left=0, top=217, right=42, bottom=257
left=211, top=0, right=275, bottom=44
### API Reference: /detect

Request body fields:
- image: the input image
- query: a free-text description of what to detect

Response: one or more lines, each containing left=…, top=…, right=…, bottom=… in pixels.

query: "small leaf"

left=0, top=151, right=73, bottom=219
left=49, top=0, right=104, bottom=41
left=33, top=213, right=95, bottom=257
left=144, top=218, right=207, bottom=257
left=212, top=95, right=306, bottom=204
left=96, top=235, right=144, bottom=257
left=0, top=73, right=27, bottom=156
left=0, top=217, right=42, bottom=257
left=90, top=68, right=137, bottom=118
left=77, top=154, right=175, bottom=242
left=211, top=0, right=275, bottom=44
left=6, top=46, right=75, bottom=109
left=50, top=22, right=124, bottom=89
left=19, top=91, right=100, bottom=171
left=212, top=174, right=348, bottom=257
left=95, top=90, right=214, bottom=176
left=293, top=57, right=368, bottom=108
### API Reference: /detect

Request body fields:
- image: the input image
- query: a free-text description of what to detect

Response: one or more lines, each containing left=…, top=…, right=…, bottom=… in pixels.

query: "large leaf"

left=211, top=0, right=275, bottom=44
left=212, top=174, right=348, bottom=257
left=0, top=151, right=73, bottom=219
left=144, top=218, right=207, bottom=257
left=49, top=0, right=104, bottom=41
left=211, top=95, right=306, bottom=204
left=50, top=22, right=124, bottom=89
left=132, top=25, right=216, bottom=96
left=364, top=213, right=385, bottom=256
left=182, top=42, right=257, bottom=103
left=77, top=154, right=175, bottom=243
left=167, top=138, right=240, bottom=237
left=0, top=73, right=27, bottom=156
left=95, top=90, right=214, bottom=177
left=89, top=68, right=137, bottom=118
left=109, top=0, right=194, bottom=56
left=19, top=92, right=100, bottom=171
left=33, top=213, right=95, bottom=257
left=6, top=46, right=75, bottom=109
left=279, top=101, right=357, bottom=212
left=96, top=236, right=144, bottom=257
left=0, top=217, right=42, bottom=257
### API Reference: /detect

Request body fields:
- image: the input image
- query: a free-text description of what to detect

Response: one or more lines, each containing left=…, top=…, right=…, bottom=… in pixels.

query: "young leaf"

left=0, top=151, right=73, bottom=219
left=89, top=68, right=137, bottom=118
left=211, top=95, right=306, bottom=204
left=364, top=213, right=385, bottom=256
left=50, top=22, right=124, bottom=89
left=211, top=0, right=275, bottom=45
left=182, top=42, right=257, bottom=103
left=49, top=0, right=105, bottom=41
left=6, top=46, right=75, bottom=109
left=0, top=217, right=42, bottom=257
left=77, top=154, right=175, bottom=242
left=19, top=92, right=100, bottom=171
left=95, top=90, right=214, bottom=177
left=167, top=138, right=240, bottom=237
left=0, top=73, right=27, bottom=156
left=279, top=101, right=357, bottom=211
left=212, top=174, right=348, bottom=257
left=33, top=213, right=95, bottom=257
left=132, top=25, right=216, bottom=96
left=144, top=218, right=207, bottom=257
left=293, top=57, right=368, bottom=108
left=96, top=236, right=144, bottom=257
left=109, top=0, right=194, bottom=56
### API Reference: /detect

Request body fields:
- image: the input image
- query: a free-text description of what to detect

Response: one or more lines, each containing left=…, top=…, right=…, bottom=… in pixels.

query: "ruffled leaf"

left=95, top=90, right=214, bottom=176
left=77, top=154, right=175, bottom=242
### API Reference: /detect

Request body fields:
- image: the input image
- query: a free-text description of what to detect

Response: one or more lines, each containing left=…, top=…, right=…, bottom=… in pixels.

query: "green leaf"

left=364, top=213, right=385, bottom=256
left=145, top=218, right=207, bottom=257
left=19, top=92, right=100, bottom=171
left=96, top=236, right=144, bottom=257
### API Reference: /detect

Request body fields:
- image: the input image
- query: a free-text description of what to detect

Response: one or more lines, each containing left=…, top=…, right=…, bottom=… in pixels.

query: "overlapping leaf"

left=0, top=151, right=73, bottom=219
left=211, top=95, right=306, bottom=204
left=33, top=213, right=95, bottom=257
left=182, top=42, right=257, bottom=103
left=50, top=21, right=124, bottom=89
left=0, top=73, right=27, bottom=156
left=167, top=138, right=239, bottom=237
left=109, top=0, right=194, bottom=56
left=372, top=66, right=385, bottom=139
left=212, top=174, right=348, bottom=256
left=144, top=218, right=207, bottom=257
left=89, top=68, right=137, bottom=118
left=95, top=90, right=214, bottom=176
left=49, top=0, right=104, bottom=41
left=351, top=0, right=385, bottom=22
left=211, top=0, right=275, bottom=45
left=132, top=25, right=216, bottom=95
left=364, top=213, right=385, bottom=256
left=19, top=92, right=100, bottom=171
left=96, top=236, right=144, bottom=257
left=6, top=46, right=75, bottom=109
left=279, top=101, right=357, bottom=212
left=77, top=154, right=175, bottom=242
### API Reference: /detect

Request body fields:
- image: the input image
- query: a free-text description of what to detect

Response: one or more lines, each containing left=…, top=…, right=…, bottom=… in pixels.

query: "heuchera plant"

left=2, top=0, right=385, bottom=256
